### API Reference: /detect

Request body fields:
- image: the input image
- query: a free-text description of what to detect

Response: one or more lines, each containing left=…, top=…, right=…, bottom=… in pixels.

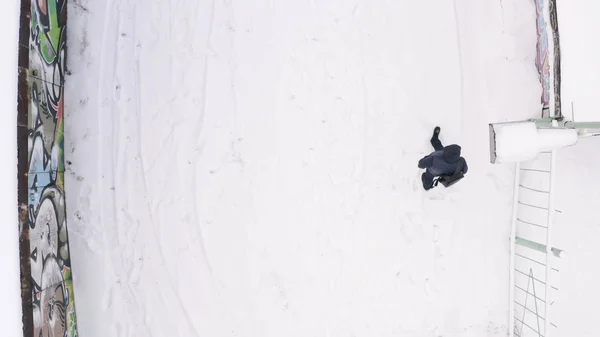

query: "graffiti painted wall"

left=17, top=0, right=79, bottom=336
left=535, top=0, right=551, bottom=109
left=535, top=0, right=562, bottom=116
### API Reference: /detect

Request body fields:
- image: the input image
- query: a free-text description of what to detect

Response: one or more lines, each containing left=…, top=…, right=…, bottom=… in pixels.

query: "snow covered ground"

left=551, top=138, right=600, bottom=337
left=60, top=0, right=592, bottom=336
left=549, top=2, right=600, bottom=334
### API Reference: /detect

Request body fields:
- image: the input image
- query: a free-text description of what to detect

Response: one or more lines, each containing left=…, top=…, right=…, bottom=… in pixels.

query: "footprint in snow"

left=432, top=225, right=440, bottom=243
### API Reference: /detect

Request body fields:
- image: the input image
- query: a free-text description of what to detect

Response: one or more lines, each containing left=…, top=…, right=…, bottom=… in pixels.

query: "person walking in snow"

left=418, top=126, right=468, bottom=191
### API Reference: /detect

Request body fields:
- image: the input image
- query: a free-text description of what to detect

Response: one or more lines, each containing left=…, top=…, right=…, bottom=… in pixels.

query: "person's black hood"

left=443, top=144, right=461, bottom=163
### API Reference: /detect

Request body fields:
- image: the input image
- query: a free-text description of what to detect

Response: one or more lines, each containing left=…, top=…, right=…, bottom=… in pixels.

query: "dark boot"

left=422, top=172, right=435, bottom=190
left=430, top=126, right=443, bottom=151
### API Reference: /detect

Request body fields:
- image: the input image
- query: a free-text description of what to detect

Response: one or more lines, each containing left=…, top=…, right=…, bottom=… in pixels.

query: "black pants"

left=422, top=135, right=443, bottom=190
left=431, top=135, right=443, bottom=152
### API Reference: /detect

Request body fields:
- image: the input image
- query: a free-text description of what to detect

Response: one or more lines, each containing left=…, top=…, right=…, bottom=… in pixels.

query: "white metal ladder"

left=509, top=151, right=561, bottom=337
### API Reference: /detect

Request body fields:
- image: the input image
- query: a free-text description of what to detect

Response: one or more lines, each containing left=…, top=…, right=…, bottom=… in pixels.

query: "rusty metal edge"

left=17, top=0, right=32, bottom=336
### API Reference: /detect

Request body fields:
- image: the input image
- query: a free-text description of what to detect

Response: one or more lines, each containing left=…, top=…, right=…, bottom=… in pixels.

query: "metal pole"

left=509, top=162, right=520, bottom=337
left=532, top=118, right=600, bottom=130
left=515, top=236, right=564, bottom=258
left=563, top=121, right=600, bottom=129
left=544, top=150, right=557, bottom=336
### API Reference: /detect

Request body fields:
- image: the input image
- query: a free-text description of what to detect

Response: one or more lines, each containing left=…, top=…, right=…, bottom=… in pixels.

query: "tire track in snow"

left=152, top=1, right=215, bottom=335
left=95, top=0, right=150, bottom=336
left=452, top=0, right=466, bottom=138
left=186, top=2, right=255, bottom=332
left=95, top=0, right=121, bottom=322
left=106, top=1, right=152, bottom=335
left=191, top=0, right=218, bottom=280
left=112, top=1, right=203, bottom=336
left=128, top=0, right=223, bottom=335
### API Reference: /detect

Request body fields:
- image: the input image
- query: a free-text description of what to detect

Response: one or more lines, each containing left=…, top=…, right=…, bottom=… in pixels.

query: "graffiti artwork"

left=25, top=0, right=79, bottom=336
left=535, top=0, right=551, bottom=109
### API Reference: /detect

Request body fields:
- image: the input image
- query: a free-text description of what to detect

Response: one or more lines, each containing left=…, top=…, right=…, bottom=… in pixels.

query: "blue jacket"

left=418, top=144, right=468, bottom=177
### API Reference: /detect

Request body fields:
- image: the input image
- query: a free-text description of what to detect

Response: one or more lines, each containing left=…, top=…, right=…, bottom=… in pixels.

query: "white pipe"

left=544, top=150, right=557, bottom=336
left=508, top=162, right=521, bottom=337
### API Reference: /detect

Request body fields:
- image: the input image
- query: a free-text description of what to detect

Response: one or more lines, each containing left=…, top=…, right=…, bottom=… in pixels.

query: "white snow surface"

left=60, top=0, right=584, bottom=336
left=1, top=0, right=24, bottom=335
left=537, top=128, right=578, bottom=152
left=493, top=121, right=578, bottom=163
left=551, top=138, right=600, bottom=337
left=493, top=122, right=541, bottom=163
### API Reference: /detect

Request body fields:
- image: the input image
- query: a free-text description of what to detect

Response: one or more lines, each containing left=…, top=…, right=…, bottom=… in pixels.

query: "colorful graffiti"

left=535, top=0, right=551, bottom=109
left=24, top=0, right=79, bottom=336
left=548, top=0, right=562, bottom=117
